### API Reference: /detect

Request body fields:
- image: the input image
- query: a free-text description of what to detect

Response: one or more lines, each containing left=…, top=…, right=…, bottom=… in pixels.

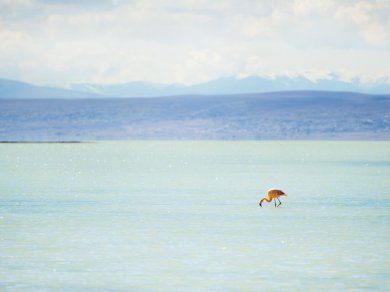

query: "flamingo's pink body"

left=259, top=189, right=288, bottom=207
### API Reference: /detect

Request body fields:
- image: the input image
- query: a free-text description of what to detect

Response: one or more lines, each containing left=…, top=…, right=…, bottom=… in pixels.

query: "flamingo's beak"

left=259, top=202, right=262, bottom=207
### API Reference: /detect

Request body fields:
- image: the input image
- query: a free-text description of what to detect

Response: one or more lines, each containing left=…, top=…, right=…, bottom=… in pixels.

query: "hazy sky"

left=0, top=0, right=389, bottom=86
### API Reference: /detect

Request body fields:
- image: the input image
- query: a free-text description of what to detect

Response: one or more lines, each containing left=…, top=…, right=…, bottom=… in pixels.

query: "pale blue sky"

left=0, top=0, right=389, bottom=86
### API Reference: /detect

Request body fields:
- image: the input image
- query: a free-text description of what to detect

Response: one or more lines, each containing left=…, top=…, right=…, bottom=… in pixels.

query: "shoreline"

left=0, top=141, right=86, bottom=144
left=1, top=139, right=390, bottom=143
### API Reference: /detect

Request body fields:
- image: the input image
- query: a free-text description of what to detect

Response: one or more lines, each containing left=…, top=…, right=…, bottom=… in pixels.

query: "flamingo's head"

left=259, top=201, right=262, bottom=207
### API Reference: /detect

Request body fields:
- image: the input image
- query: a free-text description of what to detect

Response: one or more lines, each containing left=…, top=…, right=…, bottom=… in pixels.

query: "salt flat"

left=0, top=141, right=389, bottom=290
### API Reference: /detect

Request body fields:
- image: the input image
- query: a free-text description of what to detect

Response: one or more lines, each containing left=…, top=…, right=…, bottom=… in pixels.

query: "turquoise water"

left=0, top=142, right=389, bottom=290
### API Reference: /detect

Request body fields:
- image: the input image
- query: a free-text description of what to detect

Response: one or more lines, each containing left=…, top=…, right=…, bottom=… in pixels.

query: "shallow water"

left=1, top=141, right=389, bottom=290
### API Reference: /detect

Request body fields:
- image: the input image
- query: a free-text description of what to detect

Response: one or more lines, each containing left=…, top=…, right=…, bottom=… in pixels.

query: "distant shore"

left=0, top=141, right=86, bottom=144
left=1, top=92, right=389, bottom=141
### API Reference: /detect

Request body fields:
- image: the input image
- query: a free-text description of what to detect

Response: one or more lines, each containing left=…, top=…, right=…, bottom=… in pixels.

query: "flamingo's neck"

left=260, top=197, right=273, bottom=204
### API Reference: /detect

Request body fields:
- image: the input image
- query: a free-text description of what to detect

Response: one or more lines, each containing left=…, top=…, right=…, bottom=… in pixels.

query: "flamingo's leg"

left=274, top=199, right=277, bottom=207
left=277, top=197, right=282, bottom=207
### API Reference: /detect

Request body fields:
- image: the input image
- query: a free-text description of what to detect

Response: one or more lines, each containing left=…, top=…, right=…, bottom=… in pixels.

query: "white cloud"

left=336, top=0, right=390, bottom=46
left=0, top=28, right=31, bottom=50
left=291, top=0, right=335, bottom=16
left=336, top=1, right=372, bottom=24
left=0, top=0, right=389, bottom=86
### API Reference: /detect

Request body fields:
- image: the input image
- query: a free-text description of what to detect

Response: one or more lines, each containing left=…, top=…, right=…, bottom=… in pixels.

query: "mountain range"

left=72, top=75, right=390, bottom=97
left=0, top=79, right=98, bottom=99
left=1, top=75, right=389, bottom=140
left=1, top=75, right=389, bottom=99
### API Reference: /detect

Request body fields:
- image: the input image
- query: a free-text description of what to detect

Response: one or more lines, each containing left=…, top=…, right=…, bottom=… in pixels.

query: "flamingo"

left=259, top=189, right=288, bottom=207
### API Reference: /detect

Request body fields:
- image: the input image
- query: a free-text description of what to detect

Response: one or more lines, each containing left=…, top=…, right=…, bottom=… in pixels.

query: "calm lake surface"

left=1, top=141, right=389, bottom=290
